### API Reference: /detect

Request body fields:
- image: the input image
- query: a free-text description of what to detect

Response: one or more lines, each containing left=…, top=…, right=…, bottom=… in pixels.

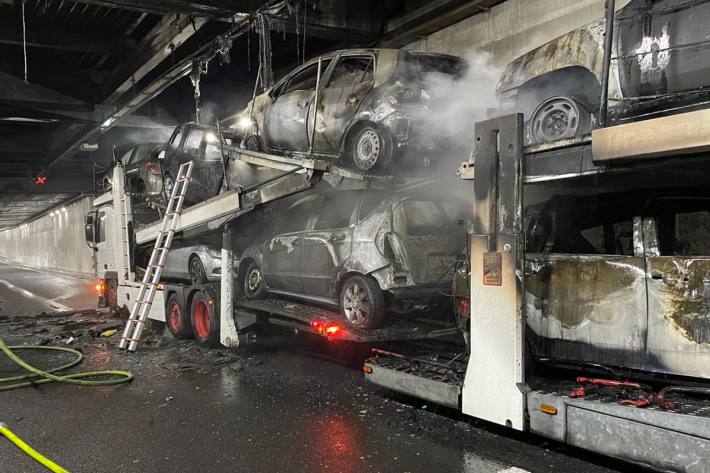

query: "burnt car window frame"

left=273, top=194, right=320, bottom=235
left=280, top=58, right=334, bottom=96
left=310, top=193, right=359, bottom=231
left=326, top=53, right=376, bottom=89
left=643, top=196, right=710, bottom=256
left=183, top=127, right=205, bottom=157
left=169, top=126, right=185, bottom=149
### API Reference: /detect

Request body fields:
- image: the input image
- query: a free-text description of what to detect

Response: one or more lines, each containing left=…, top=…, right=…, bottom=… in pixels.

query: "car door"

left=314, top=53, right=375, bottom=154
left=524, top=200, right=649, bottom=368
left=617, top=0, right=710, bottom=99
left=261, top=196, right=316, bottom=293
left=264, top=59, right=331, bottom=152
left=643, top=197, right=710, bottom=378
left=300, top=193, right=358, bottom=298
left=200, top=132, right=225, bottom=198
left=179, top=126, right=209, bottom=201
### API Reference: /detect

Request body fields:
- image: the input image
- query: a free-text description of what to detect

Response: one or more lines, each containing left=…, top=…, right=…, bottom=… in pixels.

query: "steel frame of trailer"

left=365, top=113, right=710, bottom=473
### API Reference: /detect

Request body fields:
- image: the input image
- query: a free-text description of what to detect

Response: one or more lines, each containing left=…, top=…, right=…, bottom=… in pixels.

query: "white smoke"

left=415, top=52, right=502, bottom=153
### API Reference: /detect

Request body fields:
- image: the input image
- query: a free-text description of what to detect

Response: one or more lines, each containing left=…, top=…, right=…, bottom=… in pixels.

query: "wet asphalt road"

left=0, top=261, right=634, bottom=473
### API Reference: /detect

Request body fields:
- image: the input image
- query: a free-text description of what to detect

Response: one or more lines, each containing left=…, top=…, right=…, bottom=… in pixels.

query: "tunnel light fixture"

left=205, top=131, right=218, bottom=143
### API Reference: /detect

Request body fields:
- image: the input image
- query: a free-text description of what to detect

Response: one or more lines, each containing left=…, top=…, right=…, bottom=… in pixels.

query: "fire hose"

left=0, top=338, right=133, bottom=472
left=0, top=422, right=69, bottom=473
left=0, top=338, right=133, bottom=391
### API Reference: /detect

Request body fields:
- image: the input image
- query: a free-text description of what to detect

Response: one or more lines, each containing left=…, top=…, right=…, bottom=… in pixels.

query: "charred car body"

left=230, top=48, right=465, bottom=171
left=104, top=143, right=164, bottom=201
left=498, top=0, right=710, bottom=145
left=238, top=189, right=467, bottom=329
left=525, top=189, right=710, bottom=379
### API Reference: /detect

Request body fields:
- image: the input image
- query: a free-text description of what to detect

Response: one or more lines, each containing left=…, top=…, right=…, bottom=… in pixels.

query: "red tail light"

left=456, top=297, right=470, bottom=318
left=145, top=162, right=161, bottom=176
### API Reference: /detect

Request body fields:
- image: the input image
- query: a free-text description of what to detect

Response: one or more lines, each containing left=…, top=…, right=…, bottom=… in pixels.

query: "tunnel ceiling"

left=0, top=0, right=504, bottom=229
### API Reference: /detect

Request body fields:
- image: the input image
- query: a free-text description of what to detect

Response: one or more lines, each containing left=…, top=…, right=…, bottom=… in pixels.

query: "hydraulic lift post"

left=220, top=226, right=240, bottom=347
left=461, top=113, right=526, bottom=430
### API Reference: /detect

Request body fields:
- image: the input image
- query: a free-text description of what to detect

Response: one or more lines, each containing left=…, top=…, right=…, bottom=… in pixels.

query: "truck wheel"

left=339, top=275, right=385, bottom=329
left=348, top=126, right=392, bottom=172
left=191, top=291, right=220, bottom=348
left=189, top=255, right=208, bottom=285
left=244, top=135, right=261, bottom=151
left=242, top=260, right=266, bottom=300
left=166, top=293, right=192, bottom=339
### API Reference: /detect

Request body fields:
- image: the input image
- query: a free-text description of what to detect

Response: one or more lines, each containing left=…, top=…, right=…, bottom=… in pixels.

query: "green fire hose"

left=0, top=338, right=133, bottom=391
left=0, top=422, right=70, bottom=473
left=0, top=338, right=133, bottom=472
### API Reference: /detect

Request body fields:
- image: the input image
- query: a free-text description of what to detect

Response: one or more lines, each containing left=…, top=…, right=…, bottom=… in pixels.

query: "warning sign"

left=483, top=252, right=502, bottom=286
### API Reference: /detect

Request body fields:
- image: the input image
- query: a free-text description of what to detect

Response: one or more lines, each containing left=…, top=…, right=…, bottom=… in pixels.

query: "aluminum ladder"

left=119, top=161, right=194, bottom=352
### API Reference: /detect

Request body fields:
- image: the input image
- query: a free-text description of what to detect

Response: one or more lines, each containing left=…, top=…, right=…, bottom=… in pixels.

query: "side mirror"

left=84, top=212, right=97, bottom=249
left=157, top=150, right=166, bottom=160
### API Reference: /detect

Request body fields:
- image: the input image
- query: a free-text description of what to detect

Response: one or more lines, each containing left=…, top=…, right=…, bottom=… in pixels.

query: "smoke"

left=414, top=52, right=502, bottom=154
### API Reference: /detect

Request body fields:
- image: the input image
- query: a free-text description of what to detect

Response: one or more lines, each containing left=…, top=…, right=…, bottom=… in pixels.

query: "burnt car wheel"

left=529, top=96, right=591, bottom=144
left=189, top=256, right=208, bottom=285
left=349, top=126, right=392, bottom=172
left=339, top=275, right=385, bottom=329
left=244, top=135, right=261, bottom=151
left=166, top=293, right=192, bottom=339
left=242, top=260, right=266, bottom=300
left=163, top=173, right=175, bottom=199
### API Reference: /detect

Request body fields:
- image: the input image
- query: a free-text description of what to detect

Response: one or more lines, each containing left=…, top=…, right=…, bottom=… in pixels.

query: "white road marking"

left=0, top=279, right=73, bottom=312
left=463, top=452, right=532, bottom=473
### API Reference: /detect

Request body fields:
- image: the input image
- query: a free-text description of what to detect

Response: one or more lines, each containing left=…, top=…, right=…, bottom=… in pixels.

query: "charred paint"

left=525, top=256, right=643, bottom=328
left=647, top=257, right=710, bottom=344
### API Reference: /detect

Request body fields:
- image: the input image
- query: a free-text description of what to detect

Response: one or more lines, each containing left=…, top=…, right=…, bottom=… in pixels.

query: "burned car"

left=161, top=244, right=237, bottom=285
left=238, top=190, right=468, bottom=329
left=161, top=122, right=285, bottom=204
left=230, top=48, right=465, bottom=172
left=160, top=122, right=226, bottom=204
left=524, top=189, right=710, bottom=380
left=497, top=0, right=710, bottom=144
left=103, top=143, right=164, bottom=201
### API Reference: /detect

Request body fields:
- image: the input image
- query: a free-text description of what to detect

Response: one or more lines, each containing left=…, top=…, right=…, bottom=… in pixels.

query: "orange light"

left=325, top=323, right=341, bottom=341
left=95, top=282, right=103, bottom=293
left=362, top=365, right=373, bottom=374
left=540, top=404, right=558, bottom=415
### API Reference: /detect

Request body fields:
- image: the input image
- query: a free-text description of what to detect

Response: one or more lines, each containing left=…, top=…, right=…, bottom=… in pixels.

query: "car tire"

left=348, top=126, right=392, bottom=172
left=163, top=172, right=174, bottom=200
left=339, top=274, right=385, bottom=329
left=529, top=96, right=592, bottom=144
left=242, top=259, right=266, bottom=300
left=191, top=291, right=220, bottom=348
left=166, top=293, right=193, bottom=339
left=244, top=135, right=261, bottom=151
left=189, top=255, right=208, bottom=285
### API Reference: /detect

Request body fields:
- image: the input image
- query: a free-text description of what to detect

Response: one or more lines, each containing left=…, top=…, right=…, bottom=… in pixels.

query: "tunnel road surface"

left=0, top=261, right=634, bottom=473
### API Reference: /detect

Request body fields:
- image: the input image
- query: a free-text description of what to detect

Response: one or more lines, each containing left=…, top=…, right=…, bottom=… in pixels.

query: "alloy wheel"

left=342, top=282, right=372, bottom=326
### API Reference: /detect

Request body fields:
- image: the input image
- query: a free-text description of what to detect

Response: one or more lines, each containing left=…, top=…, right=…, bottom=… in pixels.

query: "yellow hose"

left=0, top=422, right=70, bottom=473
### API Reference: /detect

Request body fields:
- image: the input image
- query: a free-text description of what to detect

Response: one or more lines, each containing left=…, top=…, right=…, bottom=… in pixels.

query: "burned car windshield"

left=397, top=52, right=465, bottom=80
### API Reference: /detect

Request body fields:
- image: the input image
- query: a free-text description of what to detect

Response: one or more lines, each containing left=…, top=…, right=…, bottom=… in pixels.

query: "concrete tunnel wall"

left=407, top=0, right=628, bottom=67
left=0, top=196, right=95, bottom=275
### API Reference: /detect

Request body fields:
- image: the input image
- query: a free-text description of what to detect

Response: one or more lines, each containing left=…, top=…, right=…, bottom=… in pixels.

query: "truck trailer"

left=86, top=113, right=710, bottom=472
